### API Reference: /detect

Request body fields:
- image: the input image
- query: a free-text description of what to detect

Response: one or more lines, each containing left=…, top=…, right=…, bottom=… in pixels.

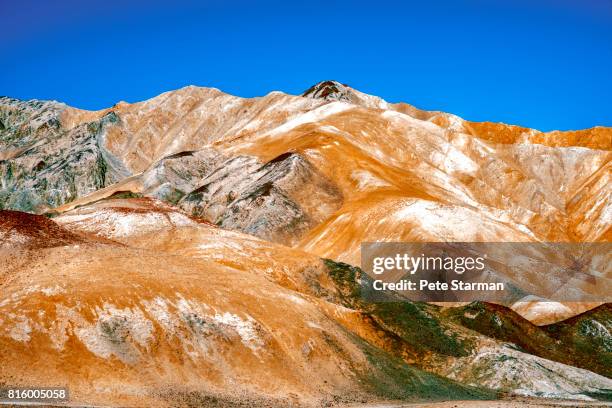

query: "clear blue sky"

left=1, top=0, right=611, bottom=131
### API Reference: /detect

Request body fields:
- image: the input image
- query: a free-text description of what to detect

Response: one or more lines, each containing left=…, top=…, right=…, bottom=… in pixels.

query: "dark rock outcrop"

left=178, top=152, right=343, bottom=244
left=0, top=99, right=129, bottom=213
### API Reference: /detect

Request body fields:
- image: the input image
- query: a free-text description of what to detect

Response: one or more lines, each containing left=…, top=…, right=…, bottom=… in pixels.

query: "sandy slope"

left=3, top=199, right=612, bottom=406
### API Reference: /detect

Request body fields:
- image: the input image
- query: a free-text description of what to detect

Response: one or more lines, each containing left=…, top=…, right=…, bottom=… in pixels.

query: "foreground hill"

left=1, top=201, right=611, bottom=406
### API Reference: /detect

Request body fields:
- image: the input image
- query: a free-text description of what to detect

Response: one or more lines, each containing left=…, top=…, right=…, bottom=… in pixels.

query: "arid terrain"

left=0, top=81, right=610, bottom=407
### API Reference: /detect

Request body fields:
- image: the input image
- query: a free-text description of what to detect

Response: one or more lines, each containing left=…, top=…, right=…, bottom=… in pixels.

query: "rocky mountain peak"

left=302, top=80, right=354, bottom=102
left=301, top=80, right=392, bottom=109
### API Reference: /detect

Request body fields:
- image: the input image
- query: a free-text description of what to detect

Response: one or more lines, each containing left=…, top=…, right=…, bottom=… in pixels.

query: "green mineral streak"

left=159, top=188, right=185, bottom=204
left=354, top=333, right=495, bottom=401
left=323, top=259, right=471, bottom=358
left=108, top=191, right=143, bottom=200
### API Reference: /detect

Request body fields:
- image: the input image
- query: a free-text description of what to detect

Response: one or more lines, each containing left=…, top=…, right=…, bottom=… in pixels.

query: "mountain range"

left=0, top=81, right=610, bottom=407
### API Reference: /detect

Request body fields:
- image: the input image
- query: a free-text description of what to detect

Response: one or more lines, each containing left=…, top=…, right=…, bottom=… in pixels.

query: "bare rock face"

left=303, top=80, right=354, bottom=102
left=128, top=146, right=344, bottom=244
left=178, top=152, right=343, bottom=244
left=0, top=97, right=65, bottom=155
left=0, top=98, right=128, bottom=212
left=303, top=80, right=391, bottom=109
left=141, top=148, right=225, bottom=203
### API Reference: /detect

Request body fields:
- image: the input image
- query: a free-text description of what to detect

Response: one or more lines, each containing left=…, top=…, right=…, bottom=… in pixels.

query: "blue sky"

left=1, top=0, right=611, bottom=131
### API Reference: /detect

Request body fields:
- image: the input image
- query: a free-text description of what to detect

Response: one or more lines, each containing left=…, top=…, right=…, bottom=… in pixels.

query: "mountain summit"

left=302, top=80, right=354, bottom=102
left=302, top=80, right=393, bottom=109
